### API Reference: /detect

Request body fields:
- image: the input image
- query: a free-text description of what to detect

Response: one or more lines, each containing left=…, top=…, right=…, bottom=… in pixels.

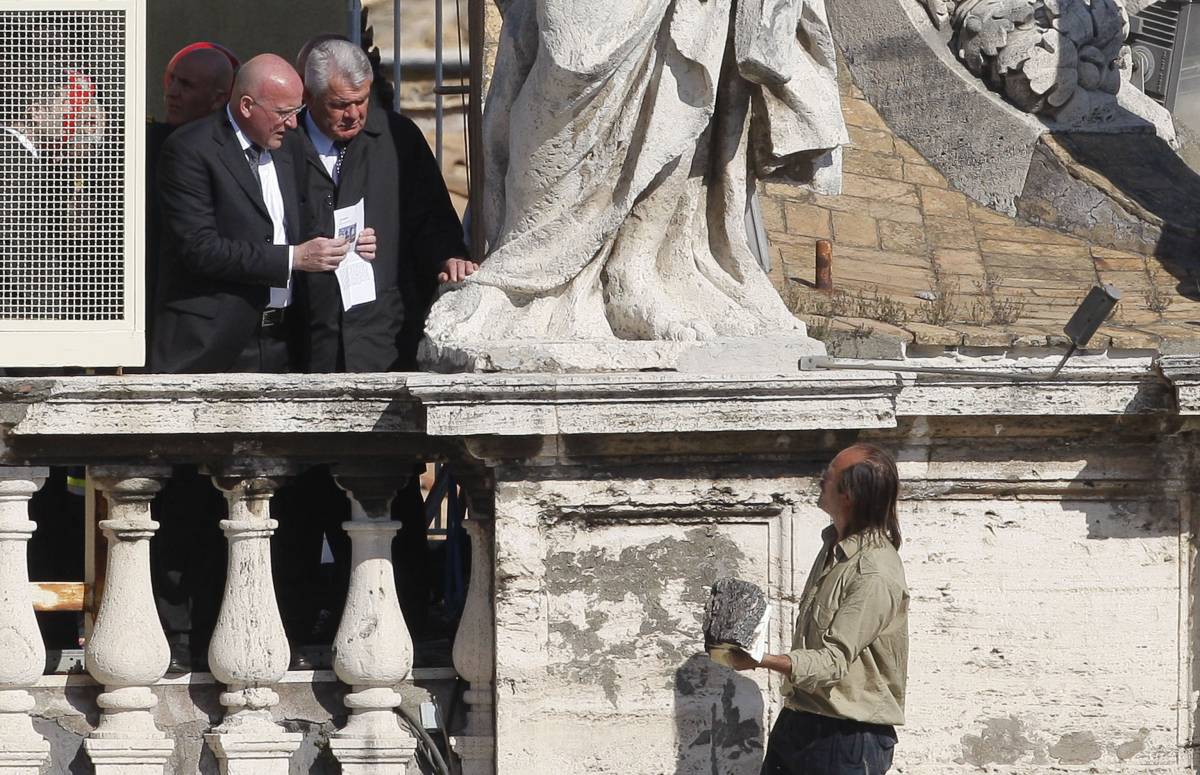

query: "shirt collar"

left=1, top=126, right=39, bottom=158
left=304, top=112, right=337, bottom=157
left=822, top=525, right=875, bottom=563
left=225, top=105, right=255, bottom=153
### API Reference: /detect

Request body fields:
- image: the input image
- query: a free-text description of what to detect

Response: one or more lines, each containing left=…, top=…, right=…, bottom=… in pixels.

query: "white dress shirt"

left=226, top=106, right=292, bottom=308
left=304, top=113, right=342, bottom=184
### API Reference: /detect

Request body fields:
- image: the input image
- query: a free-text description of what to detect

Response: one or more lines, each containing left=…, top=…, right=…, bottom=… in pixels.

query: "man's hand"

left=716, top=650, right=793, bottom=675
left=355, top=228, right=377, bottom=261
left=294, top=237, right=349, bottom=272
left=438, top=257, right=480, bottom=283
left=723, top=650, right=762, bottom=672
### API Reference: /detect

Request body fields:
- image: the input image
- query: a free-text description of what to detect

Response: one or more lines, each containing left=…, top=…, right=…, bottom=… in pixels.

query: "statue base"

left=419, top=335, right=826, bottom=374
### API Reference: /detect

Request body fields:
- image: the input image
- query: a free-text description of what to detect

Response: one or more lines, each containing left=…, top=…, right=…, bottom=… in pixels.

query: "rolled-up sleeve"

left=787, top=572, right=904, bottom=691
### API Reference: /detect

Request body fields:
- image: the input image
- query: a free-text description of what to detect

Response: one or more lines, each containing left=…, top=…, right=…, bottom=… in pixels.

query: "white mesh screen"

left=0, top=9, right=127, bottom=321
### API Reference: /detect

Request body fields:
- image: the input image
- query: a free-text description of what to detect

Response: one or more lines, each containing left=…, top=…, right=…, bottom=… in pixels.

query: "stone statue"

left=922, top=0, right=1131, bottom=120
left=421, top=0, right=845, bottom=370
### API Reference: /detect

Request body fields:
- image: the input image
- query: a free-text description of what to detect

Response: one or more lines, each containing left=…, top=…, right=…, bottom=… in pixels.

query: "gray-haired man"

left=288, top=37, right=471, bottom=373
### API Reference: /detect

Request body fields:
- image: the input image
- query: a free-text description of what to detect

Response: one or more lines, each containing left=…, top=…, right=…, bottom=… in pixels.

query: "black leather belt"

left=261, top=307, right=287, bottom=327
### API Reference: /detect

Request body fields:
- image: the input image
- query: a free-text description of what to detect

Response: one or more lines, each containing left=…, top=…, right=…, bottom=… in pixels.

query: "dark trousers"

left=230, top=314, right=293, bottom=373
left=761, top=709, right=896, bottom=775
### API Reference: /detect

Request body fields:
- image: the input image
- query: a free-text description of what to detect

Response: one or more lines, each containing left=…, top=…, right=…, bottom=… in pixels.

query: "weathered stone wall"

left=487, top=422, right=1194, bottom=774
left=490, top=468, right=803, bottom=774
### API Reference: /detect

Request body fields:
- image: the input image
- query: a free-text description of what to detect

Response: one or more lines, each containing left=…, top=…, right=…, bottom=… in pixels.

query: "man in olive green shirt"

left=730, top=443, right=909, bottom=774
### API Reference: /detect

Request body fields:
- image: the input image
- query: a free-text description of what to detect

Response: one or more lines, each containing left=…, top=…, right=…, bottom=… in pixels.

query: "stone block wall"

left=760, top=68, right=1200, bottom=350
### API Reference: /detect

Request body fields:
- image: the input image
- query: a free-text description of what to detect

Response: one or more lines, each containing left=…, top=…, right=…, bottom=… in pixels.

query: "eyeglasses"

left=247, top=98, right=303, bottom=123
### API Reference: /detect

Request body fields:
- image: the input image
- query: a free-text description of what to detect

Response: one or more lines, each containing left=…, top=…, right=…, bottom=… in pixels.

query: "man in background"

left=147, top=44, right=237, bottom=352
left=163, top=45, right=236, bottom=128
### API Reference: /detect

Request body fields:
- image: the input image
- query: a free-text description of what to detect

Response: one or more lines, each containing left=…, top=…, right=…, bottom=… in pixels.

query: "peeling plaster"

left=1048, top=731, right=1103, bottom=764
left=544, top=526, right=747, bottom=706
left=959, top=717, right=1036, bottom=766
left=1115, top=728, right=1149, bottom=761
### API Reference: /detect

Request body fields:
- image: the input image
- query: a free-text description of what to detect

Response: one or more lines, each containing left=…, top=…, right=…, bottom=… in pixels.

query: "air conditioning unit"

left=1129, top=0, right=1200, bottom=112
left=0, top=0, right=145, bottom=368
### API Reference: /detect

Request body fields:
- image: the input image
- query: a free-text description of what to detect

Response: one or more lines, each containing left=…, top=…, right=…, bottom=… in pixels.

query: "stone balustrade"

left=0, top=392, right=500, bottom=775
left=0, top=468, right=50, bottom=775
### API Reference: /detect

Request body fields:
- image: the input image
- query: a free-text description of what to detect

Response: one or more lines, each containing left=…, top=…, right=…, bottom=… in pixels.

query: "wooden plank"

left=31, top=582, right=85, bottom=612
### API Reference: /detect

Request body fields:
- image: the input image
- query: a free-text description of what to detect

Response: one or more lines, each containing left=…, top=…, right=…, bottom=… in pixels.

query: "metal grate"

left=1138, top=2, right=1182, bottom=49
left=0, top=9, right=126, bottom=321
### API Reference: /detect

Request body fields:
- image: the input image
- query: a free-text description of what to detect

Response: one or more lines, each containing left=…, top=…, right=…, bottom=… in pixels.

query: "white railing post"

left=451, top=512, right=495, bottom=775
left=328, top=466, right=417, bottom=774
left=84, top=466, right=175, bottom=774
left=204, top=464, right=301, bottom=775
left=0, top=467, right=49, bottom=774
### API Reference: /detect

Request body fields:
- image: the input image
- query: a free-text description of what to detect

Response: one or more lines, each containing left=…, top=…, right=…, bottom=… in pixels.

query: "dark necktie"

left=244, top=144, right=263, bottom=186
left=332, top=142, right=348, bottom=185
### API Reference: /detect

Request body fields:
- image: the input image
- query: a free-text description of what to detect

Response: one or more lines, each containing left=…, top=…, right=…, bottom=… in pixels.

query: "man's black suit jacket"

left=286, top=103, right=465, bottom=373
left=152, top=110, right=301, bottom=373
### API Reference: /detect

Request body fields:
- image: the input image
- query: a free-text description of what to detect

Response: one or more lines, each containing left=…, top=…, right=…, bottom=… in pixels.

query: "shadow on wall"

left=674, top=653, right=765, bottom=775
left=1015, top=3, right=1200, bottom=300
left=1036, top=132, right=1200, bottom=301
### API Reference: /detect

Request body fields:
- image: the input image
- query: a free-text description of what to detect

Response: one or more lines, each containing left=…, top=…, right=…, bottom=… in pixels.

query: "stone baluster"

left=328, top=466, right=417, bottom=774
left=0, top=468, right=49, bottom=774
left=84, top=467, right=175, bottom=774
left=204, top=464, right=300, bottom=774
left=451, top=511, right=496, bottom=775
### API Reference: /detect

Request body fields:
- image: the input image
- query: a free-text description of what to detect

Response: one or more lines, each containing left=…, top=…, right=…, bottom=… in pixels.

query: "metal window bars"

left=377, top=0, right=484, bottom=262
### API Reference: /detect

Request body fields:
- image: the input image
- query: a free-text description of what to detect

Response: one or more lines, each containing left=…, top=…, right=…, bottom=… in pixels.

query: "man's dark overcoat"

left=287, top=102, right=465, bottom=373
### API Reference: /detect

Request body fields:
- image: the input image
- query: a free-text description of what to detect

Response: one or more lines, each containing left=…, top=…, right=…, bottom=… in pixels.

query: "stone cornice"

left=1156, top=354, right=1200, bottom=415
left=0, top=375, right=421, bottom=437
left=405, top=371, right=900, bottom=436
left=893, top=371, right=1169, bottom=417
left=0, top=367, right=1174, bottom=457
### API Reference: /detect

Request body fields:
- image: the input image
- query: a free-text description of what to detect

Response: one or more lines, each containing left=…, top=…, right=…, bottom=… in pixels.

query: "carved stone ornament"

left=922, top=0, right=1131, bottom=119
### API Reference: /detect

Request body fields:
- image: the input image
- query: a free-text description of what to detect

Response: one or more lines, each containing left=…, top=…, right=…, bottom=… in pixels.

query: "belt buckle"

left=261, top=308, right=285, bottom=327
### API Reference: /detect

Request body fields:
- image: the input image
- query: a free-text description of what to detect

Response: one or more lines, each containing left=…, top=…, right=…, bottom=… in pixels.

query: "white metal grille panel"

left=0, top=1, right=143, bottom=367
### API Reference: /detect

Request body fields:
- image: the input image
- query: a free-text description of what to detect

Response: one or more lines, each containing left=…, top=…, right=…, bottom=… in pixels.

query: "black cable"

left=435, top=691, right=463, bottom=775
left=398, top=704, right=453, bottom=775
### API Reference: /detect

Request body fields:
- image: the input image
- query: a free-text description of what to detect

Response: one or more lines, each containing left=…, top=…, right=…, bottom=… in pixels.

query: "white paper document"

left=333, top=198, right=376, bottom=311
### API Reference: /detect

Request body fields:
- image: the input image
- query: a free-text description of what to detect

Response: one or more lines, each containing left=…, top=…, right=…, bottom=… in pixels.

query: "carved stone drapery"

left=420, top=0, right=842, bottom=371
left=0, top=468, right=49, bottom=774
left=204, top=465, right=301, bottom=774
left=84, top=467, right=175, bottom=774
left=451, top=515, right=495, bottom=775
left=329, top=468, right=418, bottom=774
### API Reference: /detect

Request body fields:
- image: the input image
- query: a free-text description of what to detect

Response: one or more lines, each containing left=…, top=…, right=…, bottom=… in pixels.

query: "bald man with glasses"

left=152, top=53, right=376, bottom=373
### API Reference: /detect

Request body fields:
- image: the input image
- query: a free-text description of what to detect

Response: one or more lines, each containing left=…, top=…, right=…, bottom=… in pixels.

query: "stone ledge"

left=0, top=366, right=1176, bottom=453
left=407, top=371, right=900, bottom=436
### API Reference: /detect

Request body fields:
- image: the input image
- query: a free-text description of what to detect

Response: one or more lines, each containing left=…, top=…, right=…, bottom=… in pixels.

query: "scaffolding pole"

left=347, top=0, right=362, bottom=45
left=393, top=0, right=402, bottom=110
left=468, top=0, right=484, bottom=262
